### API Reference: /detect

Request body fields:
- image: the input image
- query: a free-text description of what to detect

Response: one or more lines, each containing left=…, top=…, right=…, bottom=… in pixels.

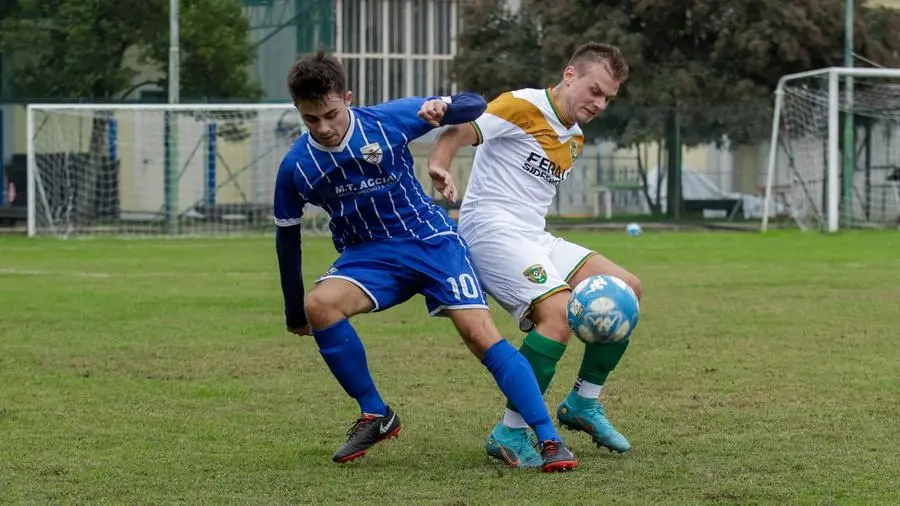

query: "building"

left=3, top=0, right=899, bottom=219
left=246, top=0, right=463, bottom=103
left=0, top=0, right=467, bottom=212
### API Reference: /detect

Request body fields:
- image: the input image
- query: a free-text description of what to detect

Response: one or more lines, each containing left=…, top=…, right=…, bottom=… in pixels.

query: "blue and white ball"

left=626, top=223, right=642, bottom=236
left=566, top=275, right=640, bottom=345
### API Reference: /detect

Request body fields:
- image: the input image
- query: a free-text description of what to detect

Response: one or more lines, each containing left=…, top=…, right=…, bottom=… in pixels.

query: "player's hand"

left=418, top=99, right=448, bottom=127
left=287, top=324, right=311, bottom=336
left=428, top=164, right=458, bottom=203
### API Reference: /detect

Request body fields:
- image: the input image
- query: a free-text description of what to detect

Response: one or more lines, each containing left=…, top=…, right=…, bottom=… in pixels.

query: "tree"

left=137, top=0, right=261, bottom=102
left=0, top=0, right=20, bottom=20
left=0, top=0, right=19, bottom=100
left=859, top=5, right=900, bottom=64
left=0, top=0, right=260, bottom=101
left=452, top=0, right=543, bottom=101
left=455, top=0, right=900, bottom=217
left=0, top=0, right=261, bottom=226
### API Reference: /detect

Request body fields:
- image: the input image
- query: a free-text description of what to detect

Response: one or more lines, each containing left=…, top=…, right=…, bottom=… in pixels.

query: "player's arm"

left=422, top=120, right=480, bottom=204
left=421, top=92, right=488, bottom=127
left=273, top=157, right=309, bottom=335
left=427, top=123, right=479, bottom=174
left=427, top=92, right=523, bottom=200
left=374, top=92, right=488, bottom=140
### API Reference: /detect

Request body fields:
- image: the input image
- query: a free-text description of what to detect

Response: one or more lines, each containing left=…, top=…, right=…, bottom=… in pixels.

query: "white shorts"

left=458, top=221, right=595, bottom=332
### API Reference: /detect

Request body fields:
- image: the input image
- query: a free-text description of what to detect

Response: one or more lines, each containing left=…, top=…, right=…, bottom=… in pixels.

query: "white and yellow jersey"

left=458, top=88, right=584, bottom=233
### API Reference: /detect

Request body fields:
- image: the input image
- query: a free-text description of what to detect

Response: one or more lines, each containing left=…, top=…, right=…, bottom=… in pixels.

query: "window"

left=341, top=3, right=360, bottom=53
left=412, top=59, right=429, bottom=96
left=344, top=57, right=362, bottom=95
left=388, top=0, right=406, bottom=53
left=433, top=60, right=453, bottom=96
left=364, top=59, right=384, bottom=105
left=412, top=0, right=429, bottom=55
left=334, top=0, right=462, bottom=102
left=434, top=0, right=453, bottom=55
left=389, top=59, right=406, bottom=100
left=365, top=0, right=383, bottom=53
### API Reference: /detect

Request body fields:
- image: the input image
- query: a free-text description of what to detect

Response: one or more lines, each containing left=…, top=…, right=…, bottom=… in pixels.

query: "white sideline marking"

left=0, top=268, right=270, bottom=279
left=0, top=268, right=112, bottom=278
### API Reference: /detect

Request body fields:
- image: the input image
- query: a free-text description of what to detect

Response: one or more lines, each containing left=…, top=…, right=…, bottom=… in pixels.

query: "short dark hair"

left=287, top=50, right=347, bottom=103
left=568, top=42, right=629, bottom=82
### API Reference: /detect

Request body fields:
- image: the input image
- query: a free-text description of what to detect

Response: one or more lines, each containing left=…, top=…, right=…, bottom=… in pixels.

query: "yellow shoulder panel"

left=480, top=92, right=584, bottom=175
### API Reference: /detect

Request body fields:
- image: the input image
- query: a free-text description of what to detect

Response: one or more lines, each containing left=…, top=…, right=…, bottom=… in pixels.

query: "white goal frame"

left=762, top=66, right=900, bottom=233
left=26, top=102, right=299, bottom=237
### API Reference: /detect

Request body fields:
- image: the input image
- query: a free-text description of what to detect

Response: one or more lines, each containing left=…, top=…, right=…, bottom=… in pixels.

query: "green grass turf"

left=1, top=230, right=898, bottom=504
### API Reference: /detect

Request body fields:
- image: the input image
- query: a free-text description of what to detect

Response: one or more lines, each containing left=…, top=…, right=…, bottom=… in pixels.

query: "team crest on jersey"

left=360, top=142, right=383, bottom=165
left=523, top=264, right=548, bottom=284
left=570, top=140, right=580, bottom=163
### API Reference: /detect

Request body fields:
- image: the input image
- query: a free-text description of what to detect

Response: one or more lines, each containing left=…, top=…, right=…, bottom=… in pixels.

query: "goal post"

left=25, top=103, right=330, bottom=238
left=762, top=66, right=900, bottom=233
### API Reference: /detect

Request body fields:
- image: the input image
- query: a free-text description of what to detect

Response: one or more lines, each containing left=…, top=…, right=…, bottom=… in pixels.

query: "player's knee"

left=303, top=289, right=339, bottom=327
left=303, top=290, right=326, bottom=319
left=530, top=292, right=572, bottom=343
left=304, top=279, right=376, bottom=328
left=536, top=313, right=571, bottom=343
left=624, top=273, right=643, bottom=301
left=449, top=309, right=502, bottom=358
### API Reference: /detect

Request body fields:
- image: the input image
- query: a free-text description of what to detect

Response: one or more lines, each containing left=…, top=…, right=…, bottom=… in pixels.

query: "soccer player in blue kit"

left=273, top=51, right=577, bottom=472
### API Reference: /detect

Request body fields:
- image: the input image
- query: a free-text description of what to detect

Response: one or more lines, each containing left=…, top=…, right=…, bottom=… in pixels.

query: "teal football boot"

left=557, top=391, right=631, bottom=453
left=484, top=422, right=543, bottom=468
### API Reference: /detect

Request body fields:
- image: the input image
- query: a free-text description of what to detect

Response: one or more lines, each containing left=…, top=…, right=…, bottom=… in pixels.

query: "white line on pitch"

left=0, top=268, right=271, bottom=279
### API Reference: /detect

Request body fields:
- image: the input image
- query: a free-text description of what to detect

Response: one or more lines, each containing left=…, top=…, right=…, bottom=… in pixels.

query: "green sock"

left=577, top=339, right=631, bottom=386
left=506, top=329, right=567, bottom=411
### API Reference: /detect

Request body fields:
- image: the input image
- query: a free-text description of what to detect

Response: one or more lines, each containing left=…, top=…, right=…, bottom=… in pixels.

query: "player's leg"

left=418, top=233, right=576, bottom=472
left=446, top=308, right=576, bottom=472
left=304, top=243, right=414, bottom=463
left=551, top=240, right=642, bottom=453
left=304, top=278, right=385, bottom=418
left=459, top=226, right=572, bottom=466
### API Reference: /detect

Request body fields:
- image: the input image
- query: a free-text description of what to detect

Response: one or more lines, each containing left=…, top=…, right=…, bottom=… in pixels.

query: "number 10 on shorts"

left=447, top=274, right=479, bottom=300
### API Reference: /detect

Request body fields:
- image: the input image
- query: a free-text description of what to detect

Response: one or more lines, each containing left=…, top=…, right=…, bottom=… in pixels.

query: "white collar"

left=308, top=108, right=356, bottom=153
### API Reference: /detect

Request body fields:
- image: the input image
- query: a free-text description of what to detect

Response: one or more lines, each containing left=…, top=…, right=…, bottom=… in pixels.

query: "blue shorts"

left=318, top=232, right=489, bottom=316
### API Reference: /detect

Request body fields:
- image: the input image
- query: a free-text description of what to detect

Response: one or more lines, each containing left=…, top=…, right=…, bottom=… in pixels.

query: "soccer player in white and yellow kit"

left=427, top=43, right=641, bottom=468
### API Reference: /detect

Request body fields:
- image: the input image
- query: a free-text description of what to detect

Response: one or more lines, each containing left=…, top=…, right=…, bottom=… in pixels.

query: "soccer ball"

left=626, top=223, right=642, bottom=236
left=566, top=275, right=639, bottom=345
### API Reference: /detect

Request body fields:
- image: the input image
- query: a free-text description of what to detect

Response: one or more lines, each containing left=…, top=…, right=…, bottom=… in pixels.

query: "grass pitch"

left=1, top=230, right=898, bottom=504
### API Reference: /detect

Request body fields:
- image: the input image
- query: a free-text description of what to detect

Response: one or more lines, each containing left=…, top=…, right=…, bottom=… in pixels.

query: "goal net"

left=26, top=103, right=331, bottom=237
left=763, top=67, right=900, bottom=232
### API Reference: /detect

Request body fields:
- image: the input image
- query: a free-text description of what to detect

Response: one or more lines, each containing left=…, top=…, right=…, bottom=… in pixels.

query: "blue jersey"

left=274, top=92, right=487, bottom=330
left=274, top=97, right=457, bottom=252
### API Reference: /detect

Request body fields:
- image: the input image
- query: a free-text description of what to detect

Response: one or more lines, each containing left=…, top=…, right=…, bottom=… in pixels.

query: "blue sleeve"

left=373, top=92, right=488, bottom=140
left=273, top=155, right=307, bottom=330
left=275, top=225, right=307, bottom=330
left=439, top=92, right=489, bottom=126
left=274, top=154, right=306, bottom=226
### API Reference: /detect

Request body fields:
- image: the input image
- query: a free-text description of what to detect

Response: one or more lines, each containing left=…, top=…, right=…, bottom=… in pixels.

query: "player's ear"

left=562, top=65, right=577, bottom=87
left=342, top=91, right=352, bottom=105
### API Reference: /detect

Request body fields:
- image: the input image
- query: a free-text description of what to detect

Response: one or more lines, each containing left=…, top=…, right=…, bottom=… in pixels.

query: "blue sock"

left=313, top=319, right=388, bottom=416
left=481, top=339, right=561, bottom=443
